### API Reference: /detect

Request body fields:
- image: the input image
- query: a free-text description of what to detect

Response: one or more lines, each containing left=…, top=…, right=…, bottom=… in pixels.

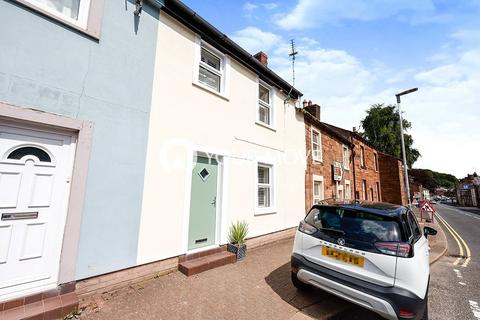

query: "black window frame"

left=406, top=210, right=422, bottom=243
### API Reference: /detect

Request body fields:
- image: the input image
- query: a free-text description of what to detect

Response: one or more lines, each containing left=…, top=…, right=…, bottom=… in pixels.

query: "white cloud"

left=243, top=2, right=279, bottom=19
left=451, top=29, right=480, bottom=46
left=275, top=0, right=436, bottom=30
left=405, top=48, right=480, bottom=176
left=231, top=27, right=281, bottom=54
left=243, top=2, right=258, bottom=12
left=263, top=3, right=278, bottom=10
left=229, top=22, right=480, bottom=177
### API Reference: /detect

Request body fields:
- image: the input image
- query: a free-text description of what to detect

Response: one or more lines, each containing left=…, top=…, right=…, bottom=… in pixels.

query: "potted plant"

left=227, top=220, right=248, bottom=260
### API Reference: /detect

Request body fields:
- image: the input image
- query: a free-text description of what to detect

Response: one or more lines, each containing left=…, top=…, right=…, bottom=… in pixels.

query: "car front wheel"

left=291, top=272, right=311, bottom=291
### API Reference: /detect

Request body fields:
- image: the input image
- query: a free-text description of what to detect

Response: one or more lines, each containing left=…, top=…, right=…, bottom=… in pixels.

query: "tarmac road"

left=428, top=204, right=479, bottom=320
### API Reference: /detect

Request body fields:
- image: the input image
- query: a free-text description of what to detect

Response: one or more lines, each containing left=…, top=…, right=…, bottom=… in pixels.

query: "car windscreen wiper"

left=319, top=228, right=345, bottom=235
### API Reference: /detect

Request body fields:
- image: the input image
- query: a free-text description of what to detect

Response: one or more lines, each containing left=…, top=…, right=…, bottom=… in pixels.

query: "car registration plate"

left=322, top=247, right=365, bottom=268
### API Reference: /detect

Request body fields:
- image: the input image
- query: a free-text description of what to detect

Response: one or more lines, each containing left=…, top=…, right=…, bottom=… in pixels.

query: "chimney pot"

left=302, top=100, right=308, bottom=108
left=353, top=127, right=357, bottom=132
left=254, top=51, right=268, bottom=67
left=305, top=101, right=321, bottom=121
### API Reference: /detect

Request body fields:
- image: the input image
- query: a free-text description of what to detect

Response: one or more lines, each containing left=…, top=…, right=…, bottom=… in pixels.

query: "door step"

left=0, top=290, right=78, bottom=320
left=178, top=248, right=236, bottom=276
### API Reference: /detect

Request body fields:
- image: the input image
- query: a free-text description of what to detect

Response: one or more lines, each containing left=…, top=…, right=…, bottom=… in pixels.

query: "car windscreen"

left=305, top=207, right=403, bottom=252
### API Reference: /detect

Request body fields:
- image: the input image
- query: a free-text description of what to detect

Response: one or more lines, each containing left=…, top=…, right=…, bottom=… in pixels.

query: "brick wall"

left=305, top=118, right=353, bottom=212
left=379, top=153, right=407, bottom=205
left=352, top=137, right=382, bottom=202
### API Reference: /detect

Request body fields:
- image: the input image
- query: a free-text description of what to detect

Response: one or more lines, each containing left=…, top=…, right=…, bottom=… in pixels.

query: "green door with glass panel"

left=188, top=156, right=218, bottom=250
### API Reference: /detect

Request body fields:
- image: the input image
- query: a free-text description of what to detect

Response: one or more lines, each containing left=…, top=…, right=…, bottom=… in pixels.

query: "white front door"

left=0, top=123, right=76, bottom=302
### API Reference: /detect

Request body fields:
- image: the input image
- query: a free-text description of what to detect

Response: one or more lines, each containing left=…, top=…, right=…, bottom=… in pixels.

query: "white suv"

left=291, top=202, right=437, bottom=320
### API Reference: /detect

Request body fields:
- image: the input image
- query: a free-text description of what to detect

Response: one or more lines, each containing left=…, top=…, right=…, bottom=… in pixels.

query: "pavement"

left=79, top=212, right=449, bottom=320
left=79, top=237, right=354, bottom=320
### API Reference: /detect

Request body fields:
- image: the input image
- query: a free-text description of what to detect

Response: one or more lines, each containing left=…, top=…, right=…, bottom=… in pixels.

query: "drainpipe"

left=351, top=139, right=357, bottom=202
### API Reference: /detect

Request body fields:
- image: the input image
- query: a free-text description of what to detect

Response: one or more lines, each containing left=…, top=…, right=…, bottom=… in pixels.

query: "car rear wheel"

left=291, top=272, right=311, bottom=291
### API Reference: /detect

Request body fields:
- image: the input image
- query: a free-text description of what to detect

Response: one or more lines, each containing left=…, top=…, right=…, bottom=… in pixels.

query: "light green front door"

left=188, top=156, right=218, bottom=250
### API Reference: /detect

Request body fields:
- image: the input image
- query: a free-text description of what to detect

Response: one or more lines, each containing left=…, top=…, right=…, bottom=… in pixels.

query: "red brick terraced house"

left=303, top=102, right=355, bottom=213
left=378, top=152, right=407, bottom=206
left=319, top=122, right=382, bottom=204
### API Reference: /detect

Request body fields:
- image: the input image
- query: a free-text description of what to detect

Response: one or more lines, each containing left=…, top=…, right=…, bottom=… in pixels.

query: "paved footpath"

left=80, top=214, right=448, bottom=320
left=80, top=238, right=354, bottom=320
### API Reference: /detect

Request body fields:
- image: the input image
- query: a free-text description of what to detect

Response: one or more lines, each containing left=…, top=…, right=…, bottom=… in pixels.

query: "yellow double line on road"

left=436, top=212, right=471, bottom=267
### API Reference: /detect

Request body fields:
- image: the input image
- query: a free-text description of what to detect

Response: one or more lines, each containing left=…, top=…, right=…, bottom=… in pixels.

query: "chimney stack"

left=305, top=100, right=321, bottom=121
left=254, top=51, right=268, bottom=67
left=352, top=127, right=357, bottom=132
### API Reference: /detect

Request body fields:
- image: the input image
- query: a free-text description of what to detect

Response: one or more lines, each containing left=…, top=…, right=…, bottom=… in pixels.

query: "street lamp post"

left=395, top=88, right=418, bottom=207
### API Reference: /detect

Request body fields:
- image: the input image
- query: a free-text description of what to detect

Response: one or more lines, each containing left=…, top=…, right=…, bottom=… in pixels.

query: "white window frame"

left=362, top=180, right=367, bottom=200
left=15, top=0, right=104, bottom=38
left=336, top=183, right=344, bottom=200
left=360, top=146, right=366, bottom=168
left=345, top=180, right=351, bottom=200
left=193, top=37, right=230, bottom=99
left=255, top=80, right=275, bottom=130
left=22, top=0, right=90, bottom=27
left=342, top=145, right=350, bottom=170
left=313, top=175, right=324, bottom=205
left=255, top=162, right=275, bottom=215
left=311, top=128, right=322, bottom=162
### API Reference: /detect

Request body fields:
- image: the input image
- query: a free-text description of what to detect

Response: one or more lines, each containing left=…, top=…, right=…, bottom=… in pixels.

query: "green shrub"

left=228, top=220, right=249, bottom=245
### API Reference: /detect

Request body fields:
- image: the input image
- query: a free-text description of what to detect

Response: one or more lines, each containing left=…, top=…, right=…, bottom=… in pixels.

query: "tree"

left=360, top=103, right=420, bottom=167
left=410, top=168, right=459, bottom=191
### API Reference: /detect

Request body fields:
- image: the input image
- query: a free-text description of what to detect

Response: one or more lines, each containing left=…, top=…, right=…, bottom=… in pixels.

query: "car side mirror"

left=423, top=226, right=437, bottom=238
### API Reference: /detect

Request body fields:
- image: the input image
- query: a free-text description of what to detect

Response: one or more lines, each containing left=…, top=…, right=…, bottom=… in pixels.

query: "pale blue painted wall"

left=0, top=0, right=161, bottom=279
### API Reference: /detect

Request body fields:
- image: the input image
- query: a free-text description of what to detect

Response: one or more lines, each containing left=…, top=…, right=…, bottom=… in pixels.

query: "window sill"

left=192, top=82, right=229, bottom=101
left=254, top=208, right=277, bottom=216
left=14, top=0, right=103, bottom=40
left=313, top=158, right=323, bottom=163
left=255, top=121, right=276, bottom=132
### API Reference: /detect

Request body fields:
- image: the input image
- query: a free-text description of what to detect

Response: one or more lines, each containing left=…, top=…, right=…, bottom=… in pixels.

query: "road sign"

left=419, top=200, right=436, bottom=213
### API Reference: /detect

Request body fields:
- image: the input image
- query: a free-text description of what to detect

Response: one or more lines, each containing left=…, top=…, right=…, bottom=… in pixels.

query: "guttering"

left=150, top=0, right=302, bottom=100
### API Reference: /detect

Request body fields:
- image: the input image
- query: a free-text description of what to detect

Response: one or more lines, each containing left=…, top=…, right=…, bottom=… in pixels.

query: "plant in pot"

left=227, top=220, right=248, bottom=260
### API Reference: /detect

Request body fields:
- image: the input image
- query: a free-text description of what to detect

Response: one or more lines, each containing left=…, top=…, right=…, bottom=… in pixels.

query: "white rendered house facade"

left=136, top=9, right=307, bottom=264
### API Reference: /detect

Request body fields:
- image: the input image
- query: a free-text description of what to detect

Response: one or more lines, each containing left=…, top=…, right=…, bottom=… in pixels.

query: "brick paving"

left=79, top=238, right=350, bottom=320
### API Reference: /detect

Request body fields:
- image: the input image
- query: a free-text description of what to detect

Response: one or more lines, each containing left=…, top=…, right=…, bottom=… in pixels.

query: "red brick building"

left=378, top=152, right=407, bottom=205
left=321, top=123, right=382, bottom=203
left=303, top=103, right=354, bottom=212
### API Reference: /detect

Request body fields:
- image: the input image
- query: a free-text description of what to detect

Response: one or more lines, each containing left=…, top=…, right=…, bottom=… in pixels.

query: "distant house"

left=409, top=179, right=430, bottom=202
left=303, top=102, right=354, bottom=212
left=457, top=173, right=480, bottom=207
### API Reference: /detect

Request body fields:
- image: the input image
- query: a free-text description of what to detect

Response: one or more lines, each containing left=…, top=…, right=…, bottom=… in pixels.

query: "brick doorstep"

left=178, top=251, right=236, bottom=276
left=0, top=292, right=78, bottom=320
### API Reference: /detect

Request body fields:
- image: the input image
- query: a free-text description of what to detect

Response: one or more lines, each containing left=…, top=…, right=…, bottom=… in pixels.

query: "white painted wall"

left=136, top=12, right=306, bottom=264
